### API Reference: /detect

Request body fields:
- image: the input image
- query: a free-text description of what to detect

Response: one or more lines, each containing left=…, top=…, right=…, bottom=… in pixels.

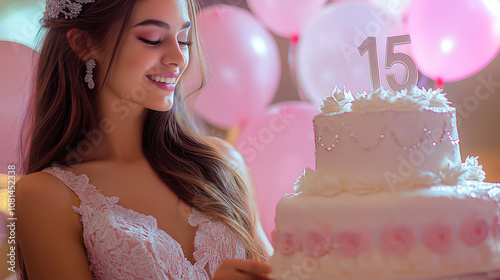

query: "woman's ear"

left=66, top=28, right=96, bottom=61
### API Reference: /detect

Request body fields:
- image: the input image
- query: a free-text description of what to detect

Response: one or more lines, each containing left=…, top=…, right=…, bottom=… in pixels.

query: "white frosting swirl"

left=411, top=171, right=441, bottom=188
left=294, top=158, right=481, bottom=196
left=350, top=88, right=395, bottom=112
left=462, top=156, right=486, bottom=181
left=438, top=158, right=468, bottom=186
left=294, top=168, right=344, bottom=196
left=293, top=168, right=318, bottom=194
left=319, top=87, right=353, bottom=114
left=319, top=86, right=451, bottom=114
left=294, top=169, right=388, bottom=196
left=420, top=87, right=451, bottom=107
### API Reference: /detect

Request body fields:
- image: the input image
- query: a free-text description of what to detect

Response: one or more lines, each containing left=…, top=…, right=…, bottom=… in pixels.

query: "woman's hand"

left=213, top=259, right=272, bottom=280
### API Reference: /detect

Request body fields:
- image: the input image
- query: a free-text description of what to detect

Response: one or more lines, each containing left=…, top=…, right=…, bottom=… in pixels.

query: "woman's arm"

left=16, top=172, right=94, bottom=280
left=206, top=137, right=274, bottom=256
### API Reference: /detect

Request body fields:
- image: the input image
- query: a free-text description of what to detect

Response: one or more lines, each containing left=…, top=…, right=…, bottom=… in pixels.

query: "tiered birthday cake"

left=269, top=87, right=500, bottom=280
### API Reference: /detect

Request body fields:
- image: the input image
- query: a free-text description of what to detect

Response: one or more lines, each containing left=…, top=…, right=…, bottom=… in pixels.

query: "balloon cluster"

left=1, top=0, right=500, bottom=236
left=184, top=0, right=500, bottom=236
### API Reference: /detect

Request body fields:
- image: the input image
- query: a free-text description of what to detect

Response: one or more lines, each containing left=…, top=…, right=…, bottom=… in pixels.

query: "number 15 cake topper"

left=358, top=34, right=418, bottom=92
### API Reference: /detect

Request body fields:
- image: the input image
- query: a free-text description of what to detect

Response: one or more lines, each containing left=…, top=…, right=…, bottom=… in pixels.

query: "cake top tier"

left=320, top=86, right=451, bottom=114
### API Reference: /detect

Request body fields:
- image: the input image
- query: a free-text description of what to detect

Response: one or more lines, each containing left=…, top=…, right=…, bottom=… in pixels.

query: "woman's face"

left=97, top=0, right=192, bottom=112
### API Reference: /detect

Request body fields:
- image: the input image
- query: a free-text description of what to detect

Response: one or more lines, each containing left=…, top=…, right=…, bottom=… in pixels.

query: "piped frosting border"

left=320, top=87, right=451, bottom=114
left=294, top=156, right=486, bottom=196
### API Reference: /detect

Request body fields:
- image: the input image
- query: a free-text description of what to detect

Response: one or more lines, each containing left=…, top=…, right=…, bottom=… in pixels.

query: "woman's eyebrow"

left=133, top=19, right=192, bottom=30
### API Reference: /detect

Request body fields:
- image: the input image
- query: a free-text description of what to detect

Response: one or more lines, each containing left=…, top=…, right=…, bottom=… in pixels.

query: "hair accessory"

left=45, top=0, right=95, bottom=20
left=85, top=59, right=96, bottom=89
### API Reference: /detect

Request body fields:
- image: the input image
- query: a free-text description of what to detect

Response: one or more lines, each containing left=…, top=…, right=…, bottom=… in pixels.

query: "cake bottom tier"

left=269, top=181, right=500, bottom=280
left=270, top=270, right=500, bottom=280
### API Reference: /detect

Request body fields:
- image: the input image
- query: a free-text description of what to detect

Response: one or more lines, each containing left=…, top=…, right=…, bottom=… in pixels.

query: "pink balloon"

left=0, top=41, right=38, bottom=174
left=406, top=0, right=500, bottom=82
left=236, top=102, right=317, bottom=237
left=296, top=2, right=406, bottom=106
left=288, top=39, right=311, bottom=103
left=183, top=5, right=280, bottom=129
left=246, top=0, right=327, bottom=38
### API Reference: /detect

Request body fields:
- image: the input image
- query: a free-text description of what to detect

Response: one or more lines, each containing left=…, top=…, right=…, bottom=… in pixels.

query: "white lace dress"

left=42, top=166, right=246, bottom=280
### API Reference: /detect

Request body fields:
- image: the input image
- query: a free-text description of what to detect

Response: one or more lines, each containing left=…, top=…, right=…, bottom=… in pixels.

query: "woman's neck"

left=79, top=92, right=149, bottom=163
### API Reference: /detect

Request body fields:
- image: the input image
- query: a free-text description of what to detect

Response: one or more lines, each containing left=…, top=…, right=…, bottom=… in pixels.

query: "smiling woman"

left=95, top=0, right=193, bottom=113
left=14, top=0, right=272, bottom=279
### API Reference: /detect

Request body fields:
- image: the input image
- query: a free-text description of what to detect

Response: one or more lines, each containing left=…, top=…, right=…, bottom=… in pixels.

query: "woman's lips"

left=146, top=74, right=178, bottom=91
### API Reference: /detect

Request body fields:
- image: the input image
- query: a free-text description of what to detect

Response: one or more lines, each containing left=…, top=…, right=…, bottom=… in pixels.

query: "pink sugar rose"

left=461, top=215, right=489, bottom=247
left=380, top=224, right=415, bottom=256
left=303, top=224, right=332, bottom=257
left=422, top=221, right=453, bottom=254
left=271, top=228, right=280, bottom=249
left=337, top=229, right=370, bottom=258
left=278, top=226, right=302, bottom=256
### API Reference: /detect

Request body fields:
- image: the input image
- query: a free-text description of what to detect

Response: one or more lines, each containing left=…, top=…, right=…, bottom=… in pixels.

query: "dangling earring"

left=84, top=59, right=96, bottom=89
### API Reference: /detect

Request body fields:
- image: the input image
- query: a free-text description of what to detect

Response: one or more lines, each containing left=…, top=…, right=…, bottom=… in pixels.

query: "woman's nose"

left=161, top=39, right=187, bottom=68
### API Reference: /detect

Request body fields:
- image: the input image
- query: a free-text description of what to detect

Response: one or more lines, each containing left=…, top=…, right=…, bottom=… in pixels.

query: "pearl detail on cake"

left=317, top=136, right=340, bottom=151
left=316, top=123, right=460, bottom=152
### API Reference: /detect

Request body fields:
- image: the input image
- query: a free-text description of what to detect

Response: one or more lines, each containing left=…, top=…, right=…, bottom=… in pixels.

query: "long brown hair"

left=19, top=0, right=267, bottom=277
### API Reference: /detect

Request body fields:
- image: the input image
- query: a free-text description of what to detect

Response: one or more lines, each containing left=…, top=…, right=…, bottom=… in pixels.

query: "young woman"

left=15, top=0, right=272, bottom=279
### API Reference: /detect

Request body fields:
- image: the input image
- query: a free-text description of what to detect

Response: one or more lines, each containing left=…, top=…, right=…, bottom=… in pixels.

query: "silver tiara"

left=45, top=0, right=95, bottom=20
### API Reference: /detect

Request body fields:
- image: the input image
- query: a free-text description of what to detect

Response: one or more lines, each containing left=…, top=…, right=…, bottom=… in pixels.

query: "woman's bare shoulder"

left=16, top=170, right=80, bottom=209
left=16, top=170, right=82, bottom=235
left=16, top=171, right=93, bottom=279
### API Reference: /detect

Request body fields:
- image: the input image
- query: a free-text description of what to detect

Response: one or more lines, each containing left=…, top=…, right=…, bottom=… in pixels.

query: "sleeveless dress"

left=41, top=165, right=246, bottom=280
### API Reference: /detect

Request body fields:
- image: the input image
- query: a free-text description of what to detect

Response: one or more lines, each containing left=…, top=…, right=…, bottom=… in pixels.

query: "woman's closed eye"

left=139, top=38, right=162, bottom=46
left=179, top=40, right=193, bottom=47
left=139, top=38, right=192, bottom=47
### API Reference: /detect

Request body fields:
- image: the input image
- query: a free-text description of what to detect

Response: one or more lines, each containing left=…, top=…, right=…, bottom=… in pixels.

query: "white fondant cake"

left=269, top=87, right=500, bottom=280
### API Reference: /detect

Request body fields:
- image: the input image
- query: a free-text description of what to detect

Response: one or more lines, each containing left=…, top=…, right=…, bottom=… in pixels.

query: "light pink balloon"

left=296, top=2, right=406, bottom=106
left=236, top=102, right=317, bottom=237
left=183, top=5, right=280, bottom=129
left=406, top=0, right=500, bottom=82
left=246, top=0, right=327, bottom=38
left=0, top=41, right=38, bottom=174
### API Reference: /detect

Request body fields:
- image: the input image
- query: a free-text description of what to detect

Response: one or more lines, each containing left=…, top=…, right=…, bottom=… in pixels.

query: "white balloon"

left=369, top=0, right=414, bottom=17
left=296, top=2, right=406, bottom=105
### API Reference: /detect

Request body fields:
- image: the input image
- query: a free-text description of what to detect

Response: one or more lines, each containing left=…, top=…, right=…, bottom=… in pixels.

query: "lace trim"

left=189, top=209, right=246, bottom=276
left=43, top=165, right=120, bottom=207
left=41, top=165, right=246, bottom=279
